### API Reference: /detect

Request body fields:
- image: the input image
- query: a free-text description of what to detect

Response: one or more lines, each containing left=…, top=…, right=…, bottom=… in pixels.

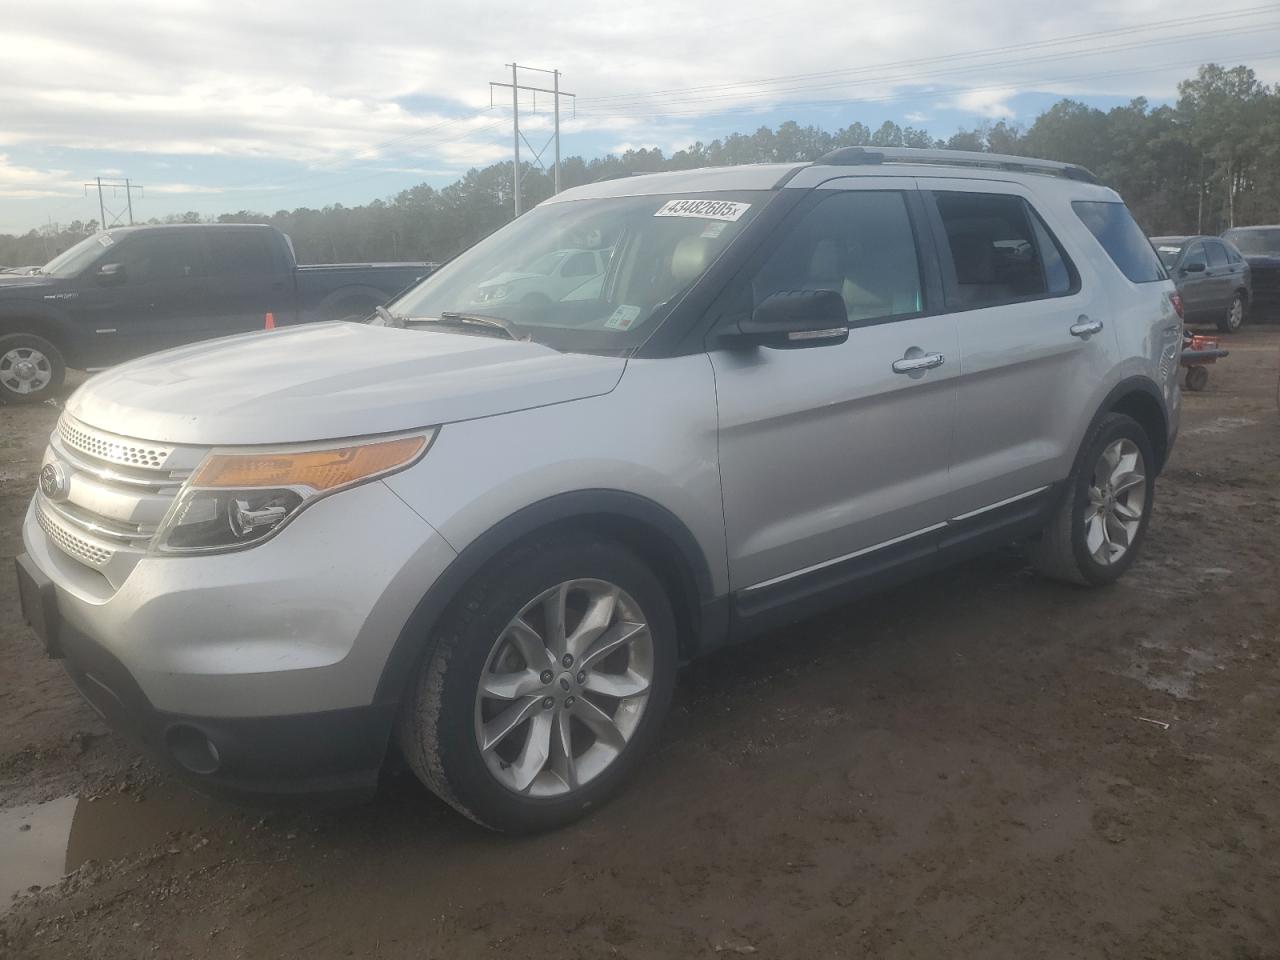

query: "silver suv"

left=16, top=148, right=1182, bottom=832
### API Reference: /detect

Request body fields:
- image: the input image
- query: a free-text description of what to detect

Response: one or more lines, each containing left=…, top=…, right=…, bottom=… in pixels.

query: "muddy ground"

left=1, top=332, right=1278, bottom=960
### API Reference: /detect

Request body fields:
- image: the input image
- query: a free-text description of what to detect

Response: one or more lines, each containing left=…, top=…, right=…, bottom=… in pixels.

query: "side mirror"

left=736, top=290, right=849, bottom=348
left=1181, top=261, right=1206, bottom=274
left=96, top=262, right=126, bottom=285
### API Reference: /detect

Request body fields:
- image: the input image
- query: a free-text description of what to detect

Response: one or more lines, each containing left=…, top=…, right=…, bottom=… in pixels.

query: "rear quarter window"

left=1072, top=201, right=1167, bottom=283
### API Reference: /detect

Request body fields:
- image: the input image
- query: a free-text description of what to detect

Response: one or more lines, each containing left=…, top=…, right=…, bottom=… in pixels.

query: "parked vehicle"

left=1, top=265, right=41, bottom=276
left=470, top=247, right=609, bottom=310
left=0, top=224, right=435, bottom=403
left=17, top=147, right=1182, bottom=833
left=1220, top=225, right=1280, bottom=318
left=1150, top=235, right=1251, bottom=332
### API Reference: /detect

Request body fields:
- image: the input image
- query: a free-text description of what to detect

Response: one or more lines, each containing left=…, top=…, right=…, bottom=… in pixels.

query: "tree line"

left=3, top=63, right=1276, bottom=268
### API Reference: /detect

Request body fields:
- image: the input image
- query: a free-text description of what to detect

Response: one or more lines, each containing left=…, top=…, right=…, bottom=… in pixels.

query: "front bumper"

left=18, top=479, right=457, bottom=802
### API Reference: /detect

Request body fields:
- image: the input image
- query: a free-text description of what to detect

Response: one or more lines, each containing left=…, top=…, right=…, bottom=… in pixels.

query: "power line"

left=84, top=177, right=144, bottom=227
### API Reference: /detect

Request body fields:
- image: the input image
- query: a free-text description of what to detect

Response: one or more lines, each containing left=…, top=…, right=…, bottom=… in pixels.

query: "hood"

left=67, top=322, right=626, bottom=446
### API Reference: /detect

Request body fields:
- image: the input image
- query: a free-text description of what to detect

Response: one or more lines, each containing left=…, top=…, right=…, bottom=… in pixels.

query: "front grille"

left=58, top=417, right=172, bottom=469
left=36, top=499, right=113, bottom=567
left=35, top=415, right=208, bottom=588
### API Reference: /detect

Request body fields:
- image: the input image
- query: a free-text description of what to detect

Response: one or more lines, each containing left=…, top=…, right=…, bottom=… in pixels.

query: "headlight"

left=152, top=432, right=432, bottom=555
left=478, top=286, right=508, bottom=302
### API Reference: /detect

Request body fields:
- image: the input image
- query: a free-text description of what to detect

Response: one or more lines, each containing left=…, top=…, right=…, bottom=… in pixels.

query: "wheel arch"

left=0, top=310, right=78, bottom=369
left=373, top=490, right=721, bottom=707
left=1095, top=377, right=1170, bottom=473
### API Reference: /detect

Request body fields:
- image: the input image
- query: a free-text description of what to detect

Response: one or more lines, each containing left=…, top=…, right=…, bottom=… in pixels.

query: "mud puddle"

left=1, top=785, right=232, bottom=913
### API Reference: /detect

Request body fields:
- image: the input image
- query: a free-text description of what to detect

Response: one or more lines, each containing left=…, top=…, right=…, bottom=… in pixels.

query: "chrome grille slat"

left=41, top=496, right=152, bottom=544
left=50, top=436, right=181, bottom=490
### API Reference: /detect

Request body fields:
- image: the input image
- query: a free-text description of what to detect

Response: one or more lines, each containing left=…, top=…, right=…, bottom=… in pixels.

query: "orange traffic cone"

left=264, top=312, right=275, bottom=330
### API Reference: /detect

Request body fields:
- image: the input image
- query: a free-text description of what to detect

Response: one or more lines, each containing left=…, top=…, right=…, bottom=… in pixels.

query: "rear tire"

left=1217, top=292, right=1246, bottom=333
left=0, top=333, right=65, bottom=404
left=1029, top=413, right=1155, bottom=587
left=397, top=531, right=678, bottom=833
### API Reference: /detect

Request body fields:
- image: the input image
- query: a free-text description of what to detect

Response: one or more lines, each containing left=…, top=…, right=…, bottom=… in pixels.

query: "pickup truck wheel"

left=0, top=333, right=65, bottom=404
left=1217, top=292, right=1246, bottom=333
left=397, top=532, right=677, bottom=833
left=1028, top=412, right=1155, bottom=587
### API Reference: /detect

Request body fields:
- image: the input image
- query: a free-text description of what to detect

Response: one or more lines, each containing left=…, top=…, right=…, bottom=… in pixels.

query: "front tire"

left=1217, top=292, right=1246, bottom=333
left=0, top=333, right=65, bottom=404
left=397, top=532, right=678, bottom=833
left=1029, top=412, right=1155, bottom=586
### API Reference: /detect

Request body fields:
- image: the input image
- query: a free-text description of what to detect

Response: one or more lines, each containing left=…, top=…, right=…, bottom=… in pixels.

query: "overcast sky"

left=1, top=0, right=1278, bottom=236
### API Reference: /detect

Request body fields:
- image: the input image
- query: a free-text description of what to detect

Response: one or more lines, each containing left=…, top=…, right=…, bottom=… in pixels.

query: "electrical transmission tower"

left=84, top=177, right=145, bottom=228
left=488, top=64, right=575, bottom=217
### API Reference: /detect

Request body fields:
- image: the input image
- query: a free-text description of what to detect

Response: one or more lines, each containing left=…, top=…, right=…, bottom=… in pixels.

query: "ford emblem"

left=39, top=462, right=71, bottom=502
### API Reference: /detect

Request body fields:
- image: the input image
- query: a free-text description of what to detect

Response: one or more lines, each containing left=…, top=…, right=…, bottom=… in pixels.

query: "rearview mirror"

left=1181, top=261, right=1206, bottom=274
left=736, top=290, right=848, bottom=348
left=96, top=262, right=126, bottom=285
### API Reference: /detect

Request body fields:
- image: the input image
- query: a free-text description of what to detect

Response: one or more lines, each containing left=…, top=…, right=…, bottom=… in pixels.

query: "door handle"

left=892, top=352, right=945, bottom=374
left=1069, top=317, right=1104, bottom=339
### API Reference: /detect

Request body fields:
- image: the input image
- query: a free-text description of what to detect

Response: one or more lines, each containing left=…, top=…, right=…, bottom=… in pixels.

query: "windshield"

left=1152, top=239, right=1186, bottom=269
left=386, top=191, right=770, bottom=353
left=41, top=232, right=117, bottom=278
left=1221, top=227, right=1280, bottom=257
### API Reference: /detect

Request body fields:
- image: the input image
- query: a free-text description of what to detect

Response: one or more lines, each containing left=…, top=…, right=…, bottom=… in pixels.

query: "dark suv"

left=1151, top=235, right=1251, bottom=332
left=1220, top=226, right=1280, bottom=319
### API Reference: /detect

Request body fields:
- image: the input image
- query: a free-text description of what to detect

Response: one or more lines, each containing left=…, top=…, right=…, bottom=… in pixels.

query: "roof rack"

left=814, top=146, right=1100, bottom=185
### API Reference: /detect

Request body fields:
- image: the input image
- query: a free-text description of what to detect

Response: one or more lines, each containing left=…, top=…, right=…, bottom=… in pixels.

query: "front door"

left=72, top=229, right=211, bottom=361
left=1175, top=240, right=1212, bottom=320
left=710, top=179, right=958, bottom=595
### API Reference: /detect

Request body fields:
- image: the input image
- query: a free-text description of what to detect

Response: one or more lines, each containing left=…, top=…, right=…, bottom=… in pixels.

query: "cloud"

left=0, top=155, right=77, bottom=199
left=904, top=112, right=929, bottom=123
left=947, top=88, right=1018, bottom=119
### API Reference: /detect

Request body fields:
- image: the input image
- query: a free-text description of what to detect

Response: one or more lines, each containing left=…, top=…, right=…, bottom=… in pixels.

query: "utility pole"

left=84, top=177, right=144, bottom=228
left=488, top=64, right=575, bottom=217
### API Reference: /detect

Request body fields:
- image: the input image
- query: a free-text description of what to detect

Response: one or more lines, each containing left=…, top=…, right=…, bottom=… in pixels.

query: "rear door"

left=1203, top=239, right=1236, bottom=316
left=711, top=178, right=959, bottom=596
left=203, top=229, right=291, bottom=335
left=917, top=178, right=1111, bottom=520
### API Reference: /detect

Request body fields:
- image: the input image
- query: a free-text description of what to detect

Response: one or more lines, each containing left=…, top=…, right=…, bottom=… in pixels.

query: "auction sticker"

left=604, top=305, right=642, bottom=330
left=654, top=199, right=750, bottom=221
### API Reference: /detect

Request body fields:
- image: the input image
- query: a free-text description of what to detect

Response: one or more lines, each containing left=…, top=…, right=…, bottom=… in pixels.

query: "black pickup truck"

left=0, top=223, right=435, bottom=402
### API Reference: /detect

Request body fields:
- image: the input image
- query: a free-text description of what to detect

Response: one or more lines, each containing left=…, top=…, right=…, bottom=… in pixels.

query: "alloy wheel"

left=0, top=346, right=52, bottom=395
left=1084, top=438, right=1147, bottom=565
left=473, top=579, right=653, bottom=797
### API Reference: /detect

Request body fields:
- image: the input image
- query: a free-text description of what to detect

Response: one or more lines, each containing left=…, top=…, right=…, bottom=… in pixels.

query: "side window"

left=1225, top=243, right=1243, bottom=264
left=561, top=252, right=598, bottom=278
left=1028, top=210, right=1076, bottom=296
left=1205, top=241, right=1228, bottom=269
left=1071, top=200, right=1166, bottom=283
left=115, top=233, right=202, bottom=283
left=933, top=192, right=1052, bottom=309
left=1182, top=242, right=1206, bottom=271
left=208, top=231, right=274, bottom=275
left=751, top=190, right=923, bottom=324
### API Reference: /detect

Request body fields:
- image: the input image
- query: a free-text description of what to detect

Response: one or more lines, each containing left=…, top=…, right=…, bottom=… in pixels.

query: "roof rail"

left=814, top=146, right=1100, bottom=185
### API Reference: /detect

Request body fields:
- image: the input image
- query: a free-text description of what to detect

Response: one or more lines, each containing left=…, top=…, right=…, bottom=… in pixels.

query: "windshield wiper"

left=416, top=311, right=525, bottom=341
left=369, top=304, right=404, bottom=327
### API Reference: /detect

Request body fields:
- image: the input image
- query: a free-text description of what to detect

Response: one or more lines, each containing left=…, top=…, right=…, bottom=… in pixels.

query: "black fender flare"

left=373, top=489, right=720, bottom=705
left=1080, top=375, right=1172, bottom=475
left=0, top=303, right=79, bottom=365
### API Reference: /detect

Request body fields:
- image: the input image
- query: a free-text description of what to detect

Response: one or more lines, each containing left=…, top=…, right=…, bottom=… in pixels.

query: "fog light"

left=165, top=724, right=221, bottom=776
